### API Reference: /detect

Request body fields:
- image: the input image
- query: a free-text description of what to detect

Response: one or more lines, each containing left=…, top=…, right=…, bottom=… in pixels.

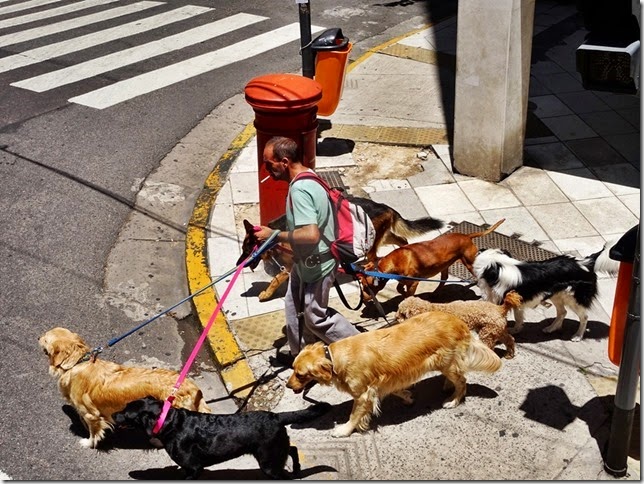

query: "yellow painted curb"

left=185, top=124, right=256, bottom=399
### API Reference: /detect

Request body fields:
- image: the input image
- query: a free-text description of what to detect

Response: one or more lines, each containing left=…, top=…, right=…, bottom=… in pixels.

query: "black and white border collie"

left=473, top=243, right=618, bottom=342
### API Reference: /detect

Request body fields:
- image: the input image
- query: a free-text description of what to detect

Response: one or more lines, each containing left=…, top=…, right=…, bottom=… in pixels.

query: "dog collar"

left=324, top=345, right=334, bottom=372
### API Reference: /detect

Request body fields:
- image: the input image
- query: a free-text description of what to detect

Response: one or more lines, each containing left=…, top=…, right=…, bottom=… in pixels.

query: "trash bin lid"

left=245, top=74, right=322, bottom=111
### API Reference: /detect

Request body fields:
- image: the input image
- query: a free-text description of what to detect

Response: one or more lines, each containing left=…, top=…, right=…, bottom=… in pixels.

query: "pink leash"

left=152, top=250, right=251, bottom=434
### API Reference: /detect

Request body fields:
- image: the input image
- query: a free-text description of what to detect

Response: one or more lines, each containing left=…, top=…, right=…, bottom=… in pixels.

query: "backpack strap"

left=289, top=171, right=337, bottom=247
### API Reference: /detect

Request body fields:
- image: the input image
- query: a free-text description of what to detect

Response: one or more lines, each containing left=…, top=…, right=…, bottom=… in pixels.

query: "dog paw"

left=571, top=334, right=583, bottom=342
left=331, top=424, right=354, bottom=438
left=442, top=399, right=461, bottom=409
left=79, top=438, right=94, bottom=448
left=258, top=291, right=269, bottom=301
left=542, top=323, right=561, bottom=334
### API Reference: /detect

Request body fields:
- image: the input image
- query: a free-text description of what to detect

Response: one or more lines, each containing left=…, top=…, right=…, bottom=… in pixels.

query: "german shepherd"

left=237, top=197, right=444, bottom=301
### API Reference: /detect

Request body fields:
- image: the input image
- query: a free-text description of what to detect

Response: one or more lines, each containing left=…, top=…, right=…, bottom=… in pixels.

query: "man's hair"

left=267, top=136, right=300, bottom=163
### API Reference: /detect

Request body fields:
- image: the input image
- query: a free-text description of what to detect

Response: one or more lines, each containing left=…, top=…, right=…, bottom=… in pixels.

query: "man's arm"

left=255, top=224, right=320, bottom=246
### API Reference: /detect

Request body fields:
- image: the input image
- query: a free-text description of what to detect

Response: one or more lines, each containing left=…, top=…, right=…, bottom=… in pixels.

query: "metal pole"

left=298, top=0, right=314, bottom=78
left=604, top=227, right=641, bottom=477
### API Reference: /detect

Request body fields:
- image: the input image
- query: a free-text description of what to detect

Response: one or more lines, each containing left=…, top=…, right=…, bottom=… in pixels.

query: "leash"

left=349, top=263, right=475, bottom=285
left=152, top=230, right=281, bottom=434
left=80, top=232, right=281, bottom=362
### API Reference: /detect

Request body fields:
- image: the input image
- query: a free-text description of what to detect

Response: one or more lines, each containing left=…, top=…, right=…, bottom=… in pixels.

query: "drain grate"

left=445, top=221, right=558, bottom=281
left=317, top=170, right=347, bottom=192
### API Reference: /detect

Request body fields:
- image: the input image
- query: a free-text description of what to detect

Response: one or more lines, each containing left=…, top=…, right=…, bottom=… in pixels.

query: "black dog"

left=112, top=397, right=330, bottom=479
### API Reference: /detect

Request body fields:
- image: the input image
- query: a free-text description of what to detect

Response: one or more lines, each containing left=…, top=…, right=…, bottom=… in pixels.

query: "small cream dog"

left=286, top=312, right=502, bottom=437
left=395, top=291, right=522, bottom=358
left=39, top=327, right=211, bottom=448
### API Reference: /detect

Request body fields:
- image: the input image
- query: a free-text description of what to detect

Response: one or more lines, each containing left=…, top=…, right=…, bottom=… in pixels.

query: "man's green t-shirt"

left=286, top=173, right=336, bottom=283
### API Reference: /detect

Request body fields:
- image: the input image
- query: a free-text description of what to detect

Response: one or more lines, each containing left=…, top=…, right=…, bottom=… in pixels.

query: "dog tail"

left=465, top=338, right=502, bottom=373
left=276, top=402, right=332, bottom=426
left=469, top=218, right=505, bottom=240
left=392, top=212, right=444, bottom=239
left=586, top=237, right=620, bottom=275
left=500, top=290, right=523, bottom=317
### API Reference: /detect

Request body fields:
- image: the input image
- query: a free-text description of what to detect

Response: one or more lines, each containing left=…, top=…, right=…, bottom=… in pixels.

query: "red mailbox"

left=244, top=73, right=323, bottom=225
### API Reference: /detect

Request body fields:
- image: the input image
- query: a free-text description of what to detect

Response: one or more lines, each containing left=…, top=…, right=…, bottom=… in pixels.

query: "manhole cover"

left=445, top=221, right=557, bottom=281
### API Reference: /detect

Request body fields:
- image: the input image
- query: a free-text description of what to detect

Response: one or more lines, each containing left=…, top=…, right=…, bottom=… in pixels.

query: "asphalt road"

left=0, top=0, right=455, bottom=479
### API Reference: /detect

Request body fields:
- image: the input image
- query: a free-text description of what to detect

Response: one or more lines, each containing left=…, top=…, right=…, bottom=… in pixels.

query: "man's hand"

left=254, top=225, right=276, bottom=243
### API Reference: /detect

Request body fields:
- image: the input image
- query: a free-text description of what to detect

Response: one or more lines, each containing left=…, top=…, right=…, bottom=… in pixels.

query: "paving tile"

left=604, top=133, right=641, bottom=165
left=527, top=202, right=598, bottom=239
left=553, top=235, right=609, bottom=258
left=458, top=178, right=522, bottom=210
left=540, top=114, right=598, bottom=140
left=408, top=158, right=455, bottom=187
left=530, top=59, right=565, bottom=76
left=546, top=168, right=613, bottom=201
left=529, top=75, right=551, bottom=96
left=534, top=71, right=584, bottom=93
left=574, top=198, right=639, bottom=238
left=501, top=165, right=567, bottom=205
left=524, top=142, right=584, bottom=170
left=228, top=171, right=259, bottom=204
left=479, top=206, right=550, bottom=242
left=590, top=163, right=640, bottom=196
left=230, top=140, right=258, bottom=173
left=594, top=90, right=640, bottom=110
left=530, top=94, right=573, bottom=117
left=209, top=200, right=236, bottom=239
left=370, top=188, right=432, bottom=220
left=431, top=143, right=453, bottom=172
left=556, top=90, right=612, bottom=114
left=616, top=107, right=640, bottom=130
left=443, top=211, right=485, bottom=227
left=565, top=137, right=628, bottom=167
left=578, top=110, right=637, bottom=137
left=415, top=183, right=475, bottom=216
left=618, top=193, right=641, bottom=218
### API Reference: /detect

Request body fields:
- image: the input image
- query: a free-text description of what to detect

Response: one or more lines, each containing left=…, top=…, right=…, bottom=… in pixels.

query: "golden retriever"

left=286, top=312, right=502, bottom=437
left=39, top=327, right=211, bottom=448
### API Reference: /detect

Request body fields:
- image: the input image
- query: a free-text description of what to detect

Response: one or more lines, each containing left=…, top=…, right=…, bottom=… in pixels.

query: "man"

left=254, top=136, right=360, bottom=363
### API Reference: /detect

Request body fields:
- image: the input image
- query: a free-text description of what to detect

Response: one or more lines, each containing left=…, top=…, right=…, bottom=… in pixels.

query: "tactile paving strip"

left=320, top=124, right=448, bottom=147
left=317, top=170, right=347, bottom=191
left=381, top=43, right=456, bottom=70
left=230, top=311, right=286, bottom=356
left=445, top=221, right=558, bottom=281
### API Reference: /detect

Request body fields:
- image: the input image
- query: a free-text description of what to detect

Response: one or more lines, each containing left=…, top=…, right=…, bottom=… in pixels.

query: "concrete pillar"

left=453, top=0, right=535, bottom=181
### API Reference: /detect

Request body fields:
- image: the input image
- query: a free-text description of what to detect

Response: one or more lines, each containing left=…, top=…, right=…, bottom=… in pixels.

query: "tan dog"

left=357, top=219, right=505, bottom=300
left=39, top=327, right=211, bottom=448
left=395, top=291, right=523, bottom=358
left=286, top=312, right=502, bottom=437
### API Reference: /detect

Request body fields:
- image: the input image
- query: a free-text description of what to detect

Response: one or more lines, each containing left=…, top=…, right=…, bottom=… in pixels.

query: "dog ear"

left=50, top=337, right=88, bottom=370
left=243, top=219, right=254, bottom=234
left=310, top=359, right=333, bottom=384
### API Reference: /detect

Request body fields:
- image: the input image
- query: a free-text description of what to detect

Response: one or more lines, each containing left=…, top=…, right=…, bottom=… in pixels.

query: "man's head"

left=263, top=136, right=300, bottom=182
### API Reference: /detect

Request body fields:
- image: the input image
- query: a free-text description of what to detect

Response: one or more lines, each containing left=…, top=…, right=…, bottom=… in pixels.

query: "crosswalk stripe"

left=0, top=4, right=212, bottom=73
left=0, top=0, right=163, bottom=47
left=0, top=0, right=61, bottom=16
left=13, top=13, right=267, bottom=91
left=0, top=0, right=118, bottom=29
left=69, top=23, right=325, bottom=109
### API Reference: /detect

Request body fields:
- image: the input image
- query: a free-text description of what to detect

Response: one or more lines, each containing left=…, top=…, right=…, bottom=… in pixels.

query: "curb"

left=185, top=123, right=256, bottom=399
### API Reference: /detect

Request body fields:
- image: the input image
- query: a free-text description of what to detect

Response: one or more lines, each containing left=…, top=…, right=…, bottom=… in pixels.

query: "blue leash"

left=88, top=231, right=281, bottom=356
left=349, top=263, right=474, bottom=284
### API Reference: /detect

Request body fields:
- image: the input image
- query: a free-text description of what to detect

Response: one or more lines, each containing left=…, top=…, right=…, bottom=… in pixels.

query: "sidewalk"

left=192, top=1, right=640, bottom=480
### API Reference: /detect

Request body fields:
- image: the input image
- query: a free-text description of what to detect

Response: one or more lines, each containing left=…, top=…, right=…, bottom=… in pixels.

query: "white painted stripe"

left=0, top=0, right=117, bottom=29
left=0, top=1, right=163, bottom=47
left=70, top=23, right=325, bottom=109
left=14, top=13, right=268, bottom=91
left=0, top=0, right=61, bottom=16
left=0, top=5, right=213, bottom=73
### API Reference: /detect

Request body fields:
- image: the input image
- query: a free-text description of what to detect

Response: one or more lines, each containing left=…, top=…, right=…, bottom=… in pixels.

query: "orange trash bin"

left=310, top=28, right=352, bottom=117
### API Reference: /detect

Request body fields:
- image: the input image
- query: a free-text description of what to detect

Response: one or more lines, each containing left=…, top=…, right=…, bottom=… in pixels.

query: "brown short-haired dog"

left=39, top=327, right=211, bottom=448
left=395, top=291, right=523, bottom=358
left=236, top=196, right=443, bottom=301
left=357, top=219, right=505, bottom=300
left=286, top=311, right=502, bottom=438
